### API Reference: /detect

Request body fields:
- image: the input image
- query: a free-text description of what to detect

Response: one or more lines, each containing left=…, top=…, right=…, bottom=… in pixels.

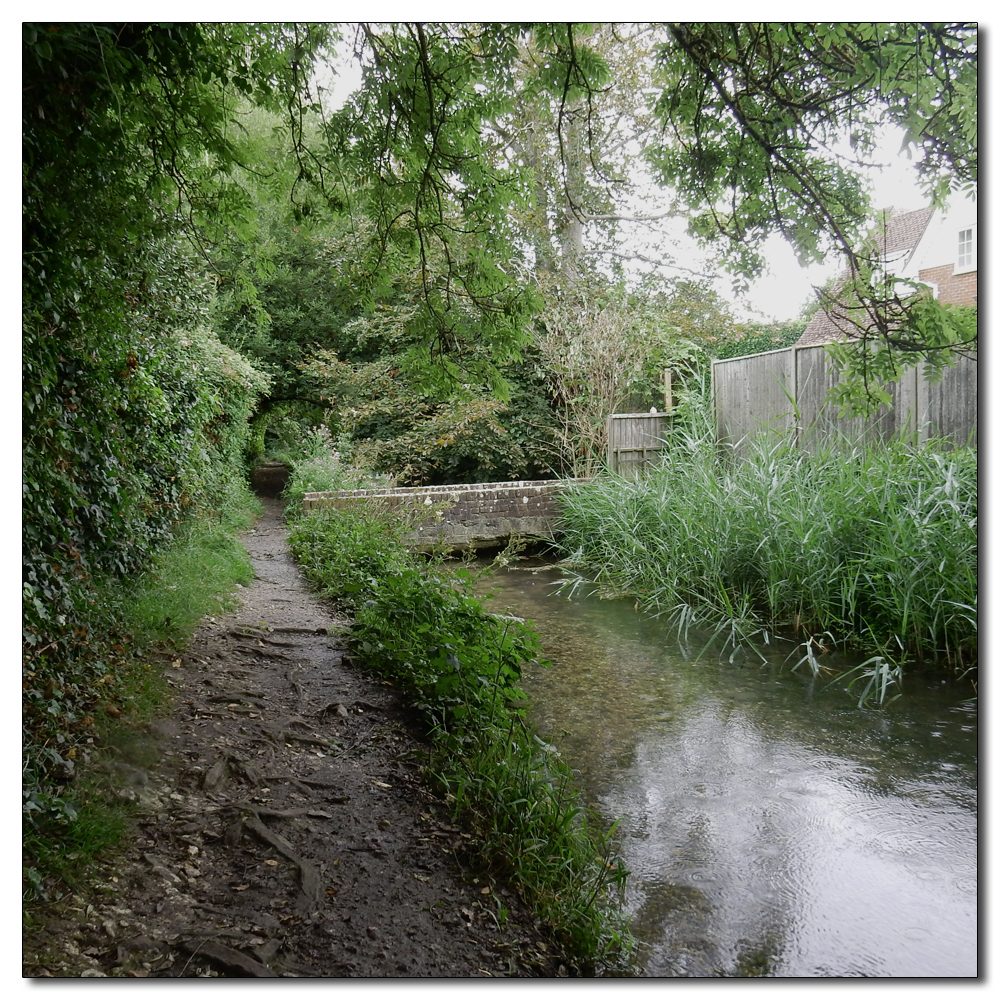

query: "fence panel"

left=918, top=352, right=978, bottom=447
left=712, top=345, right=977, bottom=455
left=793, top=346, right=903, bottom=453
left=606, top=412, right=671, bottom=476
left=711, top=347, right=795, bottom=448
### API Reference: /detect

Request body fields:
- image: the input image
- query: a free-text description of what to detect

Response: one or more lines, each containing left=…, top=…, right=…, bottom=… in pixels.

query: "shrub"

left=281, top=426, right=394, bottom=517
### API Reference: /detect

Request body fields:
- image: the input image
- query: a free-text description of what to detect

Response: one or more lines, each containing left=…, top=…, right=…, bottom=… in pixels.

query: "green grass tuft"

left=23, top=497, right=261, bottom=905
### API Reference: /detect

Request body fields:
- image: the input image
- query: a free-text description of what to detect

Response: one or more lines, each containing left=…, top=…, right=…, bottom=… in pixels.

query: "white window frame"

left=956, top=225, right=977, bottom=273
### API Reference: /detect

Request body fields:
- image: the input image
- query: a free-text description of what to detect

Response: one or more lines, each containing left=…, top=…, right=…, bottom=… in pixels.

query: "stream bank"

left=22, top=498, right=572, bottom=978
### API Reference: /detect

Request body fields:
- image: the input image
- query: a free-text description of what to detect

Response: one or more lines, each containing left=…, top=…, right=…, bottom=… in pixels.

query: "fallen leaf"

left=235, top=885, right=250, bottom=892
left=264, top=859, right=279, bottom=867
left=371, top=781, right=392, bottom=789
left=413, top=874, right=430, bottom=882
left=480, top=887, right=491, bottom=895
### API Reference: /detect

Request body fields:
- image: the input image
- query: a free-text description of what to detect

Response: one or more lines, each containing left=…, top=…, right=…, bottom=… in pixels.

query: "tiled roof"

left=795, top=207, right=935, bottom=347
left=880, top=206, right=935, bottom=256
left=796, top=288, right=852, bottom=347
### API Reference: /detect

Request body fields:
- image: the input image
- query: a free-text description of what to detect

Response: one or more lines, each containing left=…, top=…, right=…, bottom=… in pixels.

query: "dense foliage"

left=288, top=505, right=632, bottom=970
left=23, top=22, right=304, bottom=833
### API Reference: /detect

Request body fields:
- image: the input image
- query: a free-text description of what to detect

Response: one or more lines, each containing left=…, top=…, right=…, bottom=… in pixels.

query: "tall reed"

left=556, top=393, right=977, bottom=673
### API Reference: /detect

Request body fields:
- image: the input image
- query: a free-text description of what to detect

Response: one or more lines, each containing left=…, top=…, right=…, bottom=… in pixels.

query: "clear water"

left=480, top=566, right=978, bottom=978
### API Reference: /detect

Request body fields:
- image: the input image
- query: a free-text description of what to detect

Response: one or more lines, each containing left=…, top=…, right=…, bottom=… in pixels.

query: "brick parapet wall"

left=302, top=479, right=587, bottom=550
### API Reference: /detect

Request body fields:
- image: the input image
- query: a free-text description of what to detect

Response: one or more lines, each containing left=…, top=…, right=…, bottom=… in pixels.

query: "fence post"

left=908, top=361, right=920, bottom=444
left=792, top=345, right=801, bottom=449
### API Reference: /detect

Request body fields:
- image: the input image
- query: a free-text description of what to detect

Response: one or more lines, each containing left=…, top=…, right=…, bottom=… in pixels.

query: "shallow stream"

left=481, top=566, right=978, bottom=978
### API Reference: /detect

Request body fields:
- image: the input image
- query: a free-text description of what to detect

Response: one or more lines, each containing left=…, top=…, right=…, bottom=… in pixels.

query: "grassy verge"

left=554, top=396, right=977, bottom=695
left=23, top=499, right=259, bottom=907
left=288, top=504, right=635, bottom=975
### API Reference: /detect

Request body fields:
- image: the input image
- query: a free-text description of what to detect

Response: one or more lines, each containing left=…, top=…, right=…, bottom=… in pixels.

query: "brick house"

left=796, top=193, right=978, bottom=347
left=899, top=192, right=978, bottom=307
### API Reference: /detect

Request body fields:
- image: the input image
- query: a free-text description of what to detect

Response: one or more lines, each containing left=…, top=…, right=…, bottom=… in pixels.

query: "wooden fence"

left=606, top=411, right=671, bottom=476
left=712, top=344, right=977, bottom=456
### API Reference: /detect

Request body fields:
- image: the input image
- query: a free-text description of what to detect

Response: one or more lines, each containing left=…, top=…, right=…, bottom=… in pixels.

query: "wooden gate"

left=606, top=412, right=670, bottom=477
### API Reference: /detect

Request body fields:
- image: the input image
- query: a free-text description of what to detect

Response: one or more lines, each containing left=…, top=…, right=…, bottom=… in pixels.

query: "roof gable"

left=880, top=206, right=935, bottom=257
left=795, top=206, right=937, bottom=348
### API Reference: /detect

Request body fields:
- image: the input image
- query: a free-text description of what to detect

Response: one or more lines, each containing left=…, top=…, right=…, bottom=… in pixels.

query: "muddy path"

left=22, top=498, right=570, bottom=978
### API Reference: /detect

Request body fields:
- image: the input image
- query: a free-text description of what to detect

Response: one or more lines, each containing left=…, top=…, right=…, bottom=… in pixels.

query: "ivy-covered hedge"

left=21, top=23, right=303, bottom=842
left=23, top=321, right=269, bottom=644
left=22, top=312, right=270, bottom=811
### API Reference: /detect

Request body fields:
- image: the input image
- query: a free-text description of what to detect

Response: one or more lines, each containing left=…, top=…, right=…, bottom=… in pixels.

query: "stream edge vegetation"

left=553, top=389, right=977, bottom=704
left=286, top=498, right=636, bottom=975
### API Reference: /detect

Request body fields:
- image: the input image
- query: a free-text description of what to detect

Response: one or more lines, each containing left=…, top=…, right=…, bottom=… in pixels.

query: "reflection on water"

left=479, top=566, right=978, bottom=978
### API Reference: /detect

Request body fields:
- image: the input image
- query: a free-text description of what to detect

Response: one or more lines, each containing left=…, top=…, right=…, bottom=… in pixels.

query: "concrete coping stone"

left=303, top=478, right=590, bottom=503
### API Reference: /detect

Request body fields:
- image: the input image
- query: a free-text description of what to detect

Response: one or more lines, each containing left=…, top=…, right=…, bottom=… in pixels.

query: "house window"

left=957, top=227, right=976, bottom=271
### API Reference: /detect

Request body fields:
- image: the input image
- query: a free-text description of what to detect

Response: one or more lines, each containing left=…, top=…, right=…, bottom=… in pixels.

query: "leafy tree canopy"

left=649, top=23, right=976, bottom=276
left=644, top=22, right=977, bottom=408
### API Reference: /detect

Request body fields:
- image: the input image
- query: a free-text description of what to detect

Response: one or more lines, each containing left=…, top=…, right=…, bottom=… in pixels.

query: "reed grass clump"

left=556, top=401, right=977, bottom=676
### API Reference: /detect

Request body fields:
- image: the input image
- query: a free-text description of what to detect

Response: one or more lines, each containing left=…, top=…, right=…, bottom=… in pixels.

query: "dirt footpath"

left=22, top=498, right=569, bottom=978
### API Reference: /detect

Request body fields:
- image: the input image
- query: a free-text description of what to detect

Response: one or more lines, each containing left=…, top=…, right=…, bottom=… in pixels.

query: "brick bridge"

left=302, top=479, right=585, bottom=551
